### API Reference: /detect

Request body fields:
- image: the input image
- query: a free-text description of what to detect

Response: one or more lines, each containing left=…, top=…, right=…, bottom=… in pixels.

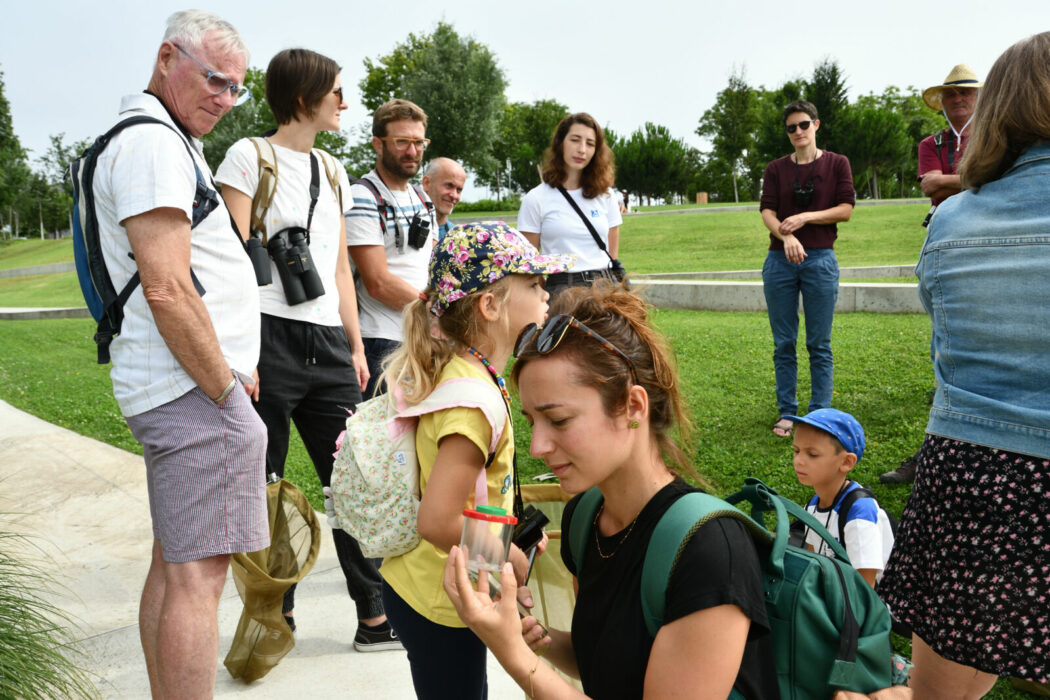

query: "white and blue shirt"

left=804, top=481, right=894, bottom=579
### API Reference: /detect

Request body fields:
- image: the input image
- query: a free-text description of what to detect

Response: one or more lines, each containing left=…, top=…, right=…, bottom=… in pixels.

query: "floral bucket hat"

left=428, top=221, right=575, bottom=317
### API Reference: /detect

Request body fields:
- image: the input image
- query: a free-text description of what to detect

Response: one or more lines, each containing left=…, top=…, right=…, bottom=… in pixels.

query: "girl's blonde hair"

left=381, top=277, right=514, bottom=405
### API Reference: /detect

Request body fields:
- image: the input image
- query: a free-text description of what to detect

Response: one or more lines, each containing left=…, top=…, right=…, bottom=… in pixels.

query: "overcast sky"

left=2, top=0, right=1044, bottom=199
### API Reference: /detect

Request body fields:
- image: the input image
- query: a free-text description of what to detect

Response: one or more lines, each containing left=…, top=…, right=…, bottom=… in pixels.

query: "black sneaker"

left=353, top=621, right=403, bottom=652
left=880, top=455, right=918, bottom=484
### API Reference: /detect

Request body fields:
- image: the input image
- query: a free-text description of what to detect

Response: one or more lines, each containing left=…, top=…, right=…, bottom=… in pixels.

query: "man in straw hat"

left=881, top=65, right=982, bottom=486
left=917, top=64, right=983, bottom=211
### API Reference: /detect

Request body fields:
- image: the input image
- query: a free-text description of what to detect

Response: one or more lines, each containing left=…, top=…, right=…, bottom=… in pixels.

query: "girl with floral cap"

left=377, top=221, right=573, bottom=699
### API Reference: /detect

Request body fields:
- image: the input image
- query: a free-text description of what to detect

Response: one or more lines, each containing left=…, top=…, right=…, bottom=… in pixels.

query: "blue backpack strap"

left=640, top=492, right=758, bottom=637
left=566, top=487, right=604, bottom=577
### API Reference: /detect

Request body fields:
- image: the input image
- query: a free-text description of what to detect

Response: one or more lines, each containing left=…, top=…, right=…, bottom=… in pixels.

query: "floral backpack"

left=329, top=377, right=507, bottom=558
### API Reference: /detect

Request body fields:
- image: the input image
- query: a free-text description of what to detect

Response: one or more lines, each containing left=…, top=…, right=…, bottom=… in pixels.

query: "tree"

left=805, top=58, right=849, bottom=154
left=0, top=66, right=31, bottom=234
left=614, top=123, right=693, bottom=205
left=696, top=69, right=759, bottom=202
left=838, top=105, right=910, bottom=199
left=359, top=22, right=507, bottom=174
left=477, top=99, right=567, bottom=199
left=744, top=79, right=806, bottom=201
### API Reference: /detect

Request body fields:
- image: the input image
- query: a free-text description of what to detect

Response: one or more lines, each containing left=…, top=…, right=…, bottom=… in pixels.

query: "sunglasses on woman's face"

left=514, top=314, right=638, bottom=384
left=785, top=120, right=813, bottom=134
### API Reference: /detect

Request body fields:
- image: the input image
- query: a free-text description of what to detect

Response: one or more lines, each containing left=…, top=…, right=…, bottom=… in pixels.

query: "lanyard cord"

left=466, top=347, right=524, bottom=519
left=809, top=479, right=851, bottom=557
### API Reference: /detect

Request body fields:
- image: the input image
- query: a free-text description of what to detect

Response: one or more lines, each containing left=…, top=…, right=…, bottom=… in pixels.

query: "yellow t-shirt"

left=379, top=354, right=515, bottom=627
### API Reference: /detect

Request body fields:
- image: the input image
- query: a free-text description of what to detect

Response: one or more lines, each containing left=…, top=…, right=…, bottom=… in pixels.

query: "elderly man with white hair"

left=90, top=10, right=267, bottom=696
left=421, top=156, right=466, bottom=242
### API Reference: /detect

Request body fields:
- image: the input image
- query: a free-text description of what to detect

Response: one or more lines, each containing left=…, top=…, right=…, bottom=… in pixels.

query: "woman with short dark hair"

left=759, top=100, right=855, bottom=438
left=518, top=113, right=623, bottom=298
left=215, top=48, right=397, bottom=650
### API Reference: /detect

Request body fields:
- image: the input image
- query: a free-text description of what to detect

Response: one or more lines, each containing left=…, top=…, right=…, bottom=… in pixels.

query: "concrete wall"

left=632, top=279, right=924, bottom=313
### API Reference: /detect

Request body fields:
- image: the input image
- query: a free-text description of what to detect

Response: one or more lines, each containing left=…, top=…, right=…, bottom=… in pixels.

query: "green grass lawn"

left=620, top=203, right=928, bottom=274
left=0, top=238, right=73, bottom=270
left=0, top=273, right=84, bottom=307
left=0, top=312, right=930, bottom=518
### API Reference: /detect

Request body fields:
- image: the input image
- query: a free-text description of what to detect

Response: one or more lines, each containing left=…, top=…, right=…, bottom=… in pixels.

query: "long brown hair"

left=541, top=113, right=615, bottom=199
left=960, top=32, right=1050, bottom=189
left=511, top=283, right=702, bottom=485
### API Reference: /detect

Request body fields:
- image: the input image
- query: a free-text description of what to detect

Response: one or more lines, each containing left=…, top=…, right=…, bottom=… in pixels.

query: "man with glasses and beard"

left=89, top=10, right=267, bottom=697
left=346, top=99, right=437, bottom=397
left=759, top=101, right=855, bottom=439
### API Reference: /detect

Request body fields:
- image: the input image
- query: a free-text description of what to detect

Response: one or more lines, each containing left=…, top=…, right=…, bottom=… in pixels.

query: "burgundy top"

left=917, top=129, right=969, bottom=205
left=760, top=150, right=855, bottom=251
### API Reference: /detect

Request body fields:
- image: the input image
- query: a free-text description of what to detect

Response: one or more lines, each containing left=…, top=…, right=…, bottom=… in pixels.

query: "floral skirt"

left=878, top=434, right=1050, bottom=683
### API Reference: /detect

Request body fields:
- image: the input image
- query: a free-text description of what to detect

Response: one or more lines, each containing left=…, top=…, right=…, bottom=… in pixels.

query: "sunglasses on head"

left=515, top=314, right=638, bottom=384
left=785, top=120, right=813, bottom=134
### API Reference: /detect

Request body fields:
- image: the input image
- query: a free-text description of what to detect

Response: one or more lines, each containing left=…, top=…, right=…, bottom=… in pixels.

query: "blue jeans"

left=762, top=248, right=839, bottom=416
left=362, top=336, right=401, bottom=399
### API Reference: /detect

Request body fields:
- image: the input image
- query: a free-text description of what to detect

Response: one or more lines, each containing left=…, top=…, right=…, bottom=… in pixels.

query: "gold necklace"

left=593, top=503, right=639, bottom=559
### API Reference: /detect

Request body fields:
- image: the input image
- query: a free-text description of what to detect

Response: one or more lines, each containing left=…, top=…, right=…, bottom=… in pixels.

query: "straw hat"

left=923, top=64, right=983, bottom=110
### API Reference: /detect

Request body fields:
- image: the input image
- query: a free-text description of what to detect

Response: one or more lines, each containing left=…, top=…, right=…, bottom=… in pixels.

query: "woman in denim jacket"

left=879, top=32, right=1050, bottom=699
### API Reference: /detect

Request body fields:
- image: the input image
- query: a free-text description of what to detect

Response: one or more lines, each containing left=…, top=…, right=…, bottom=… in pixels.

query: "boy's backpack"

left=351, top=176, right=435, bottom=252
left=567, top=477, right=893, bottom=700
left=69, top=115, right=219, bottom=363
left=835, top=485, right=899, bottom=546
left=329, top=377, right=508, bottom=559
left=247, top=137, right=344, bottom=243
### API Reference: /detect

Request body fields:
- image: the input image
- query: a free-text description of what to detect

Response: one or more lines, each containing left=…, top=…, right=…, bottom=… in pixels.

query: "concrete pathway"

left=0, top=400, right=521, bottom=699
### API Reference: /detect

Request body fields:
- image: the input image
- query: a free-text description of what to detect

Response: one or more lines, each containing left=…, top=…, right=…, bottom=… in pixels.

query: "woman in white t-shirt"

left=517, top=113, right=623, bottom=298
left=216, top=49, right=396, bottom=650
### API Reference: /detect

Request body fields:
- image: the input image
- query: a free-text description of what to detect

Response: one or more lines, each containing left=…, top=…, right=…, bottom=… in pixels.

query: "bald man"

left=421, top=157, right=466, bottom=242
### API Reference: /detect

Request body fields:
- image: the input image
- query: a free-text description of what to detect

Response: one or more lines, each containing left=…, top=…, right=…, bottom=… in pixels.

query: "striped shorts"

left=126, top=381, right=270, bottom=563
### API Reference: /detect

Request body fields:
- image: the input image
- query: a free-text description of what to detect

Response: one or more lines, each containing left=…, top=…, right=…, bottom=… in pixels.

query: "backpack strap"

left=316, top=149, right=344, bottom=211
left=352, top=176, right=389, bottom=238
left=397, top=377, right=508, bottom=506
left=249, top=136, right=278, bottom=245
left=73, top=115, right=215, bottom=363
left=835, top=486, right=875, bottom=547
left=411, top=183, right=435, bottom=215
left=641, top=492, right=763, bottom=637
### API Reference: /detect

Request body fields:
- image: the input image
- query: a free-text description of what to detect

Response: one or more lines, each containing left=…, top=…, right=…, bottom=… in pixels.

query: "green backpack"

left=567, top=477, right=892, bottom=700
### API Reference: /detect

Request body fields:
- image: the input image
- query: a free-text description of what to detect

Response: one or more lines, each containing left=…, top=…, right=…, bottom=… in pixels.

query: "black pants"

left=383, top=581, right=489, bottom=699
left=255, top=314, right=384, bottom=620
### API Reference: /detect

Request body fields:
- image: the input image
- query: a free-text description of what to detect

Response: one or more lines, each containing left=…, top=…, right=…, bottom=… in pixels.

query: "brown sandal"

left=772, top=418, right=793, bottom=438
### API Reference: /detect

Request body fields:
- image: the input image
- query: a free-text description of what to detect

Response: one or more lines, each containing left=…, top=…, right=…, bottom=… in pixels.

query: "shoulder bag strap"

left=556, top=186, right=615, bottom=265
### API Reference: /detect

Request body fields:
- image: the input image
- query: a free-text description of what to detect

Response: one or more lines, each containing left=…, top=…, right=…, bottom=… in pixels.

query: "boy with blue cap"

left=787, top=408, right=894, bottom=588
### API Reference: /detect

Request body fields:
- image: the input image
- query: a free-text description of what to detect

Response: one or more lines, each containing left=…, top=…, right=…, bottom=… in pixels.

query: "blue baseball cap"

left=784, top=408, right=865, bottom=462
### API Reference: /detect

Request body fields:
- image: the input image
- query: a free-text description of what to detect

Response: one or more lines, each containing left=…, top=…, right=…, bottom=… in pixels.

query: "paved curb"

left=0, top=262, right=76, bottom=278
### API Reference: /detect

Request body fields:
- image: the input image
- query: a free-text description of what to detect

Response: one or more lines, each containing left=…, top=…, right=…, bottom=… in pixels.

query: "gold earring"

left=628, top=420, right=639, bottom=429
